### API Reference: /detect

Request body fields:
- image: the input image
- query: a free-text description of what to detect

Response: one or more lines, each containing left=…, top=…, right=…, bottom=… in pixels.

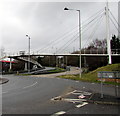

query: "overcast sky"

left=0, top=1, right=119, bottom=55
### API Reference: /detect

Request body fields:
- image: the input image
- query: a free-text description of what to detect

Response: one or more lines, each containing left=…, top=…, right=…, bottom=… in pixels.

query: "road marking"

left=75, top=81, right=79, bottom=82
left=51, top=111, right=66, bottom=116
left=66, top=90, right=77, bottom=95
left=51, top=96, right=62, bottom=101
left=2, top=91, right=8, bottom=94
left=63, top=98, right=87, bottom=103
left=76, top=102, right=88, bottom=108
left=71, top=90, right=92, bottom=96
left=23, top=82, right=37, bottom=89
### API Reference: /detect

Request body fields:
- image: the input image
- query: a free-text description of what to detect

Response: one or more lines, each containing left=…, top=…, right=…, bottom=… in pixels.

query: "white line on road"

left=63, top=98, right=87, bottom=103
left=75, top=81, right=79, bottom=82
left=76, top=102, right=88, bottom=108
left=66, top=90, right=77, bottom=95
left=51, top=111, right=66, bottom=116
left=2, top=91, right=8, bottom=94
left=23, top=82, right=37, bottom=89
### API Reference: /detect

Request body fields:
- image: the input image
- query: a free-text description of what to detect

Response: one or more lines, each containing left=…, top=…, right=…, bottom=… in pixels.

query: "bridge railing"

left=82, top=49, right=106, bottom=54
left=2, top=49, right=120, bottom=58
left=111, top=49, right=120, bottom=54
left=81, top=49, right=120, bottom=54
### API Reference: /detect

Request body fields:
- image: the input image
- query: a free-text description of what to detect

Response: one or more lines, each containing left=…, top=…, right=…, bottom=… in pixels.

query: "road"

left=1, top=71, right=120, bottom=115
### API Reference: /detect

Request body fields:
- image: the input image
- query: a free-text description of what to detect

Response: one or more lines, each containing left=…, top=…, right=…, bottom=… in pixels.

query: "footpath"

left=31, top=67, right=80, bottom=78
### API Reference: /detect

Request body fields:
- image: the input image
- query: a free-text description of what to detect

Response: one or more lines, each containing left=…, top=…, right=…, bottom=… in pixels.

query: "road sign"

left=98, top=71, right=120, bottom=98
left=98, top=71, right=120, bottom=79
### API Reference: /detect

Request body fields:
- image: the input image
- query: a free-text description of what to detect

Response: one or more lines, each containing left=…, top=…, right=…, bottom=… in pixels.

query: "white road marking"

left=66, top=90, right=77, bottom=95
left=51, top=96, right=62, bottom=101
left=51, top=111, right=66, bottom=116
left=23, top=82, right=37, bottom=89
left=72, top=90, right=92, bottom=96
left=63, top=98, right=87, bottom=103
left=75, top=81, right=79, bottom=82
left=2, top=91, right=8, bottom=94
left=76, top=102, right=88, bottom=108
left=51, top=90, right=77, bottom=101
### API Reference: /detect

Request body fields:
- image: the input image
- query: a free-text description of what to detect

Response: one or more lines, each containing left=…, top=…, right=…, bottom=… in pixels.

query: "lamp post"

left=26, top=35, right=31, bottom=73
left=64, top=7, right=82, bottom=77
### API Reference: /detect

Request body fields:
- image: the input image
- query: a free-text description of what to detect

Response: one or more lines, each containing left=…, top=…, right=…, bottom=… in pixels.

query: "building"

left=0, top=60, right=15, bottom=72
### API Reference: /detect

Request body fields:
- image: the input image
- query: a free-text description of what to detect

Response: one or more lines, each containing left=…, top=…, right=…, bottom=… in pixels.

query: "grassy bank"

left=58, top=63, right=120, bottom=85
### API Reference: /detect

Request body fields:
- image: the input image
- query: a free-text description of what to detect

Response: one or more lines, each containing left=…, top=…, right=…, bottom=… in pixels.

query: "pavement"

left=88, top=93, right=120, bottom=105
left=2, top=67, right=120, bottom=106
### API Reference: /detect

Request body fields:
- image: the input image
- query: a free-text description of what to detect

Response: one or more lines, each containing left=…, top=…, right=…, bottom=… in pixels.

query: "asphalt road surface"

left=2, top=74, right=120, bottom=115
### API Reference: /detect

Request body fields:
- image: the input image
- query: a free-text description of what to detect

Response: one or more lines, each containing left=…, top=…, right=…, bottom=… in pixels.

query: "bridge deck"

left=8, top=53, right=120, bottom=58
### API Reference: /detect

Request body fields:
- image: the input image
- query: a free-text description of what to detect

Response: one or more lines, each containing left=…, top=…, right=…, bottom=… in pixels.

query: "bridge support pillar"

left=24, top=62, right=27, bottom=71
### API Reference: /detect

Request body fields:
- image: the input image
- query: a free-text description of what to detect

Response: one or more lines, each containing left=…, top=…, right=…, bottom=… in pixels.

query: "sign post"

left=98, top=71, right=120, bottom=99
left=100, top=74, right=103, bottom=98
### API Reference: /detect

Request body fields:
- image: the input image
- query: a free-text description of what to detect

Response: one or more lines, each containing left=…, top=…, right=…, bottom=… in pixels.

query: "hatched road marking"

left=63, top=98, right=87, bottom=103
left=51, top=111, right=66, bottom=116
left=76, top=102, right=88, bottom=108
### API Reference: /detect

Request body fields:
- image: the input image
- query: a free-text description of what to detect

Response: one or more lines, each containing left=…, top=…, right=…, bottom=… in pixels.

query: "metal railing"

left=17, top=57, right=43, bottom=68
left=3, top=49, right=120, bottom=57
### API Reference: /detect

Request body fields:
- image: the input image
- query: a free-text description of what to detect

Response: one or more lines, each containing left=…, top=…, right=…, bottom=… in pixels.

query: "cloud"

left=1, top=2, right=118, bottom=55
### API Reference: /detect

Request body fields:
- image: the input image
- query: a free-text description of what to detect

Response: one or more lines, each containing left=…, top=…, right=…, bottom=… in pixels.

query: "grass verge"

left=58, top=63, right=120, bottom=85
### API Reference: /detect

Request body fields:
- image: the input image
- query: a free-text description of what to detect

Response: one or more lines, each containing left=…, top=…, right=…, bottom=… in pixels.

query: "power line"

left=109, top=10, right=120, bottom=28
left=82, top=12, right=105, bottom=36
left=83, top=14, right=104, bottom=48
left=109, top=15, right=120, bottom=34
left=43, top=11, right=105, bottom=53
left=58, top=14, right=104, bottom=53
left=81, top=10, right=105, bottom=31
left=35, top=8, right=105, bottom=53
left=36, top=26, right=78, bottom=52
left=57, top=34, right=79, bottom=53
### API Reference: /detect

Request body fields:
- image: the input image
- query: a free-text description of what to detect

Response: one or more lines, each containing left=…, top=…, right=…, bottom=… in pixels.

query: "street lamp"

left=64, top=7, right=82, bottom=77
left=26, top=34, right=31, bottom=73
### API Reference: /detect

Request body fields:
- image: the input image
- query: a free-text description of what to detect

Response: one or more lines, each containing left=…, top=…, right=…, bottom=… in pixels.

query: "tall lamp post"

left=64, top=7, right=82, bottom=77
left=26, top=35, right=31, bottom=73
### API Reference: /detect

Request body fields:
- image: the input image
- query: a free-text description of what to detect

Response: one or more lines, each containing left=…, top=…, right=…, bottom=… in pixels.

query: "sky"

left=0, top=0, right=119, bottom=56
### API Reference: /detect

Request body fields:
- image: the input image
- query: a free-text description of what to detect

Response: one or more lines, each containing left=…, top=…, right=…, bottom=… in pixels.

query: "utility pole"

left=64, top=7, right=82, bottom=78
left=26, top=35, right=31, bottom=73
left=105, top=2, right=112, bottom=64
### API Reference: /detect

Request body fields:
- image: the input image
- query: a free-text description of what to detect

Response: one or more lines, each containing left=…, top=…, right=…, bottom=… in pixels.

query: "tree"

left=82, top=39, right=108, bottom=71
left=0, top=46, right=6, bottom=58
left=111, top=35, right=120, bottom=63
left=91, top=39, right=107, bottom=49
left=111, top=35, right=120, bottom=53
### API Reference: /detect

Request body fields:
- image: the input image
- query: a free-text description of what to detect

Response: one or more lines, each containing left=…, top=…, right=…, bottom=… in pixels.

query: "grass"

left=58, top=63, right=120, bottom=85
left=15, top=73, right=32, bottom=76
